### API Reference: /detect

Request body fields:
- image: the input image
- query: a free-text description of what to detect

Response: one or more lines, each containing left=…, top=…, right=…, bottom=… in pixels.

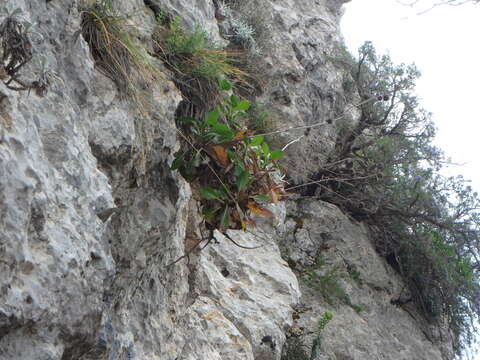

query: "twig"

left=249, top=96, right=378, bottom=139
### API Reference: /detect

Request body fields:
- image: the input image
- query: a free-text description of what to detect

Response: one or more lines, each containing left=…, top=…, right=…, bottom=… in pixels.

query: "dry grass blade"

left=81, top=8, right=133, bottom=94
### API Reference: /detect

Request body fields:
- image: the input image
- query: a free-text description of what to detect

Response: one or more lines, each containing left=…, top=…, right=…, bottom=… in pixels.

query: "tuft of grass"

left=81, top=0, right=168, bottom=173
left=153, top=17, right=253, bottom=118
left=80, top=0, right=159, bottom=96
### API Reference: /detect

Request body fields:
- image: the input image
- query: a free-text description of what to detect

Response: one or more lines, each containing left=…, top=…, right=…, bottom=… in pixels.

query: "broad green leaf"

left=262, top=142, right=270, bottom=155
left=270, top=149, right=284, bottom=161
left=250, top=136, right=264, bottom=146
left=220, top=184, right=231, bottom=199
left=212, top=122, right=232, bottom=134
left=227, top=149, right=238, bottom=161
left=234, top=100, right=251, bottom=111
left=212, top=123, right=234, bottom=141
left=230, top=95, right=239, bottom=107
left=219, top=79, right=233, bottom=91
left=220, top=206, right=230, bottom=227
left=237, top=169, right=251, bottom=192
left=200, top=187, right=222, bottom=200
left=205, top=111, right=219, bottom=125
left=171, top=156, right=184, bottom=170
left=253, top=194, right=272, bottom=203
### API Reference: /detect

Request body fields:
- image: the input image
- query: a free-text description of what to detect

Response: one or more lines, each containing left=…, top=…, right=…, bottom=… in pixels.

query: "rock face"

left=0, top=1, right=452, bottom=360
left=279, top=200, right=454, bottom=360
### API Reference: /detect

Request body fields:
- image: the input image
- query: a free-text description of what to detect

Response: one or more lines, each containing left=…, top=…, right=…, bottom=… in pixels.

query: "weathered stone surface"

left=197, top=229, right=300, bottom=360
left=279, top=199, right=454, bottom=360
left=237, top=0, right=361, bottom=183
left=0, top=0, right=454, bottom=359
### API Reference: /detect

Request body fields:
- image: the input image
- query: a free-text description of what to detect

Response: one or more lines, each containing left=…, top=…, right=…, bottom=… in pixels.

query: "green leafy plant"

left=281, top=312, right=333, bottom=360
left=311, top=312, right=333, bottom=359
left=297, top=41, right=480, bottom=354
left=172, top=79, right=285, bottom=231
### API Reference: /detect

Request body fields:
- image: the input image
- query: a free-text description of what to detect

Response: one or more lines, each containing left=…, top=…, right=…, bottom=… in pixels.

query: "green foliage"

left=153, top=16, right=252, bottom=117
left=172, top=80, right=285, bottom=230
left=246, top=101, right=271, bottom=133
left=316, top=311, right=333, bottom=333
left=303, top=257, right=361, bottom=312
left=303, top=262, right=349, bottom=306
left=311, top=312, right=333, bottom=359
left=221, top=0, right=272, bottom=55
left=301, top=41, right=480, bottom=354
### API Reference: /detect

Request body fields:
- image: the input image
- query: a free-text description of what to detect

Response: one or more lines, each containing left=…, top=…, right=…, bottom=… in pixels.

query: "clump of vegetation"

left=218, top=0, right=272, bottom=55
left=303, top=256, right=362, bottom=312
left=81, top=0, right=155, bottom=96
left=297, top=41, right=480, bottom=354
left=281, top=337, right=309, bottom=360
left=172, top=78, right=285, bottom=231
left=246, top=101, right=271, bottom=133
left=281, top=312, right=333, bottom=360
left=310, top=312, right=333, bottom=359
left=0, top=8, right=52, bottom=96
left=153, top=16, right=252, bottom=118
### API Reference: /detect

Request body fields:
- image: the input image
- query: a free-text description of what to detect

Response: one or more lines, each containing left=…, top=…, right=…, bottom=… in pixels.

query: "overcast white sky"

left=341, top=2, right=480, bottom=358
left=341, top=0, right=480, bottom=194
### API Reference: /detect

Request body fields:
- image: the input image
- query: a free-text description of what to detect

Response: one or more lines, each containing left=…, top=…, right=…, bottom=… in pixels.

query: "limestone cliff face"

left=0, top=1, right=452, bottom=360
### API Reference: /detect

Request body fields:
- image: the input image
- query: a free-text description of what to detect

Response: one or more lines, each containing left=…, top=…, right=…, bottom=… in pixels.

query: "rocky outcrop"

left=279, top=199, right=454, bottom=360
left=0, top=0, right=453, bottom=359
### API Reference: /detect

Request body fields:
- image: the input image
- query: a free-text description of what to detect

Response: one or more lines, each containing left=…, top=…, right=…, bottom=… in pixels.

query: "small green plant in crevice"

left=171, top=78, right=285, bottom=231
left=218, top=0, right=272, bottom=55
left=311, top=312, right=333, bottom=359
left=303, top=256, right=362, bottom=312
left=246, top=101, right=272, bottom=133
left=346, top=265, right=363, bottom=285
left=303, top=260, right=349, bottom=306
left=153, top=16, right=253, bottom=118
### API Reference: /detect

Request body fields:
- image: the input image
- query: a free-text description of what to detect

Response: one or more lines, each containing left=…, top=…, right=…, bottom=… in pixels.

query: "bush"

left=153, top=16, right=252, bottom=117
left=171, top=79, right=285, bottom=231
left=298, top=41, right=480, bottom=354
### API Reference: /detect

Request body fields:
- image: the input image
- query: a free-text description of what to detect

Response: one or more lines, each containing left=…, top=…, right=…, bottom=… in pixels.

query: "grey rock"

left=0, top=0, right=454, bottom=359
left=280, top=199, right=454, bottom=360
